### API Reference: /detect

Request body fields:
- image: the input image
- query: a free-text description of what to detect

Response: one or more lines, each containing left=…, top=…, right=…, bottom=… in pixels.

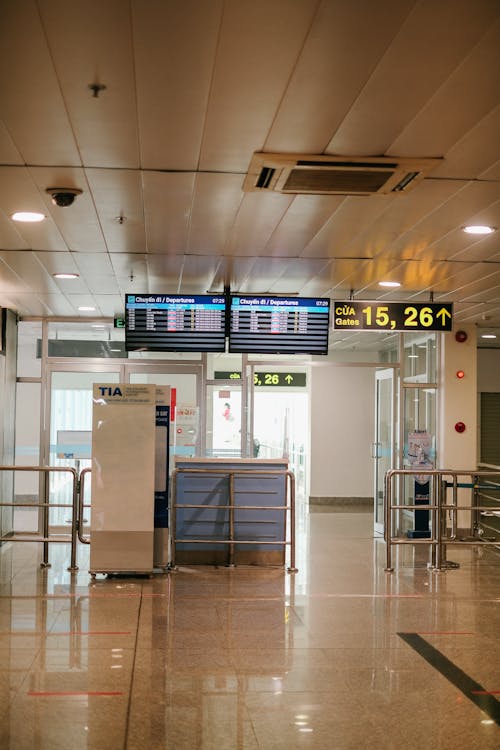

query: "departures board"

left=229, top=296, right=330, bottom=354
left=125, top=294, right=226, bottom=352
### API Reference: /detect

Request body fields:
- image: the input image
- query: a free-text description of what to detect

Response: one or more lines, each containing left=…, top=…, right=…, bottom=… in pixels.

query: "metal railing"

left=77, top=467, right=92, bottom=545
left=384, top=468, right=500, bottom=571
left=0, top=465, right=79, bottom=570
left=170, top=467, right=297, bottom=572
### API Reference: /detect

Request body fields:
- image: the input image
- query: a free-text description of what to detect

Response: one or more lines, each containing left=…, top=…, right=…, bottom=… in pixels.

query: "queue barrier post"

left=384, top=468, right=500, bottom=572
left=0, top=465, right=79, bottom=571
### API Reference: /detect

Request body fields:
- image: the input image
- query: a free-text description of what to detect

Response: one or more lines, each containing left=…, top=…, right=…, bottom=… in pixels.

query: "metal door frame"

left=373, top=368, right=398, bottom=534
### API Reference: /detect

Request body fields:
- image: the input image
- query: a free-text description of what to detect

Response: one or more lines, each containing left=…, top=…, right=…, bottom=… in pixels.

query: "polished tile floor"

left=0, top=507, right=499, bottom=749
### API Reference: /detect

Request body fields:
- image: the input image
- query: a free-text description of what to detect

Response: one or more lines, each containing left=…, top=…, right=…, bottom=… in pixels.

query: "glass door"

left=251, top=366, right=309, bottom=502
left=47, top=365, right=122, bottom=532
left=126, top=365, right=202, bottom=458
left=373, top=369, right=397, bottom=534
left=206, top=383, right=243, bottom=457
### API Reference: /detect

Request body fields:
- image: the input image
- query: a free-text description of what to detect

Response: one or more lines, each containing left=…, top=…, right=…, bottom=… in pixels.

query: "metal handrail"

left=384, top=468, right=500, bottom=571
left=170, top=467, right=297, bottom=572
left=78, top=467, right=92, bottom=545
left=0, top=465, right=79, bottom=570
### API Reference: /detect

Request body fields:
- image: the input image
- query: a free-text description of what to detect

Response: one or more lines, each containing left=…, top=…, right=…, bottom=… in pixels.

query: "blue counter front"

left=172, top=458, right=289, bottom=566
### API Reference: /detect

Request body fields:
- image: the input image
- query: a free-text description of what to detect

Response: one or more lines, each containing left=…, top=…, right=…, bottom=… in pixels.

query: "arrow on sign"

left=285, top=374, right=293, bottom=384
left=436, top=307, right=452, bottom=325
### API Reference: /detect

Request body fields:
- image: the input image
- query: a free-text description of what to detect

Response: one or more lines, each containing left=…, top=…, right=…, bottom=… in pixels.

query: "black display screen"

left=229, top=296, right=330, bottom=354
left=125, top=294, right=226, bottom=352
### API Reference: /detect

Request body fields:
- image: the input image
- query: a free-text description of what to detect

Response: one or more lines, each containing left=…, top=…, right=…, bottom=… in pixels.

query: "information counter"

left=172, top=457, right=291, bottom=567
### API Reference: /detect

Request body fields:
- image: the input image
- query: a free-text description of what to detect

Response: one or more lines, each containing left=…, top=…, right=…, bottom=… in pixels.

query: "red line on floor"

left=1, top=631, right=131, bottom=636
left=312, top=593, right=424, bottom=599
left=27, top=691, right=123, bottom=697
left=46, top=631, right=132, bottom=636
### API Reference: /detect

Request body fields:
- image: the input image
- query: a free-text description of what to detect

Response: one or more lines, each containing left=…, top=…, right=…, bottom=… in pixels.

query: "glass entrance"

left=127, top=366, right=201, bottom=458
left=206, top=383, right=242, bottom=457
left=373, top=369, right=397, bottom=534
left=253, top=388, right=308, bottom=501
left=48, top=366, right=121, bottom=531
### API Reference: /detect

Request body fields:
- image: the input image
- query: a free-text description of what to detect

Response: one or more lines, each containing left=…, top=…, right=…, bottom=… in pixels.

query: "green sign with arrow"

left=214, top=371, right=306, bottom=386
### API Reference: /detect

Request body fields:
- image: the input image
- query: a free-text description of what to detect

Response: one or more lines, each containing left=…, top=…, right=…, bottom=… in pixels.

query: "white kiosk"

left=90, top=383, right=156, bottom=575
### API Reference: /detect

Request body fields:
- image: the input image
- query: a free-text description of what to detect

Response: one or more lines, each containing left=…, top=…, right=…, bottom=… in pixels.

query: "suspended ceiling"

left=0, top=0, right=499, bottom=344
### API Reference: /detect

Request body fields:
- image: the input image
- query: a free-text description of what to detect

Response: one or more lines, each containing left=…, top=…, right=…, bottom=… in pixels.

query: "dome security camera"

left=46, top=187, right=83, bottom=207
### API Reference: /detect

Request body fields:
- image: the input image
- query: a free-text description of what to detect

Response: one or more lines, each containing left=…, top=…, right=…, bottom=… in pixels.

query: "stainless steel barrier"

left=0, top=465, right=79, bottom=570
left=77, top=467, right=92, bottom=545
left=384, top=468, right=500, bottom=571
left=170, top=468, right=297, bottom=572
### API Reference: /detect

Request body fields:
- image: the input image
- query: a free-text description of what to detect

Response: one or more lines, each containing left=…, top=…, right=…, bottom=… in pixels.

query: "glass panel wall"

left=397, top=331, right=438, bottom=536
left=49, top=370, right=120, bottom=528
left=14, top=382, right=41, bottom=532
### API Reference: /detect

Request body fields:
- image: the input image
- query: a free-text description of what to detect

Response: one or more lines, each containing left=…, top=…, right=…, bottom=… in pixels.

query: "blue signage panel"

left=155, top=404, right=170, bottom=528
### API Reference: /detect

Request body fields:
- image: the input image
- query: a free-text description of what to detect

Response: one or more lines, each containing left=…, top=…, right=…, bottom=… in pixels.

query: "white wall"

left=310, top=364, right=374, bottom=499
left=438, top=325, right=477, bottom=470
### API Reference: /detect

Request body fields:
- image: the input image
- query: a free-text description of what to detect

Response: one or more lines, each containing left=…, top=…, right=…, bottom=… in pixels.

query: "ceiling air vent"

left=243, top=153, right=441, bottom=196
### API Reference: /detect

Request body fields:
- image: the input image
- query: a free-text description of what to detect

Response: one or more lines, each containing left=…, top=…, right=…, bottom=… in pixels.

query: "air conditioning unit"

left=243, top=153, right=441, bottom=196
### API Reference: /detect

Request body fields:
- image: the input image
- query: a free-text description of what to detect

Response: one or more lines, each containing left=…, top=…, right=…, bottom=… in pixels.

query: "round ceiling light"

left=463, top=225, right=496, bottom=235
left=11, top=211, right=45, bottom=222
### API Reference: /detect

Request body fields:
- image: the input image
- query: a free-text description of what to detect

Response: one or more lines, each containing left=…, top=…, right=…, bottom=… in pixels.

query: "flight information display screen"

left=229, top=296, right=330, bottom=355
left=125, top=294, right=226, bottom=352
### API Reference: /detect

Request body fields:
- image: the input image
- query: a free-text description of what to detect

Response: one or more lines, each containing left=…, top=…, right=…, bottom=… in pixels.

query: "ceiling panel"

left=390, top=19, right=500, bottom=160
left=0, top=255, right=33, bottom=293
left=225, top=192, right=294, bottom=256
left=34, top=251, right=81, bottom=277
left=235, top=257, right=309, bottom=293
left=178, top=255, right=223, bottom=292
left=39, top=0, right=140, bottom=169
left=143, top=172, right=195, bottom=253
left=265, top=0, right=417, bottom=153
left=338, top=180, right=467, bottom=262
left=301, top=195, right=391, bottom=259
left=85, top=169, right=146, bottom=253
left=199, top=0, right=318, bottom=172
left=328, top=0, right=500, bottom=156
left=264, top=195, right=344, bottom=257
left=29, top=167, right=107, bottom=252
left=432, top=105, right=500, bottom=180
left=145, top=255, right=185, bottom=292
left=37, top=293, right=85, bottom=316
left=0, top=121, right=23, bottom=165
left=94, top=294, right=124, bottom=317
left=188, top=173, right=244, bottom=254
left=0, top=2, right=79, bottom=165
left=110, top=254, right=148, bottom=292
left=0, top=251, right=61, bottom=294
left=133, top=0, right=223, bottom=170
left=0, top=1, right=498, bottom=329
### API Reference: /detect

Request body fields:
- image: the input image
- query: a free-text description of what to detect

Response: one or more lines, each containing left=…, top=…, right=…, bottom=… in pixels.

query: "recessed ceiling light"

left=463, top=225, right=496, bottom=235
left=379, top=281, right=401, bottom=288
left=78, top=306, right=95, bottom=312
left=53, top=272, right=79, bottom=279
left=11, top=211, right=45, bottom=222
left=481, top=334, right=497, bottom=339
